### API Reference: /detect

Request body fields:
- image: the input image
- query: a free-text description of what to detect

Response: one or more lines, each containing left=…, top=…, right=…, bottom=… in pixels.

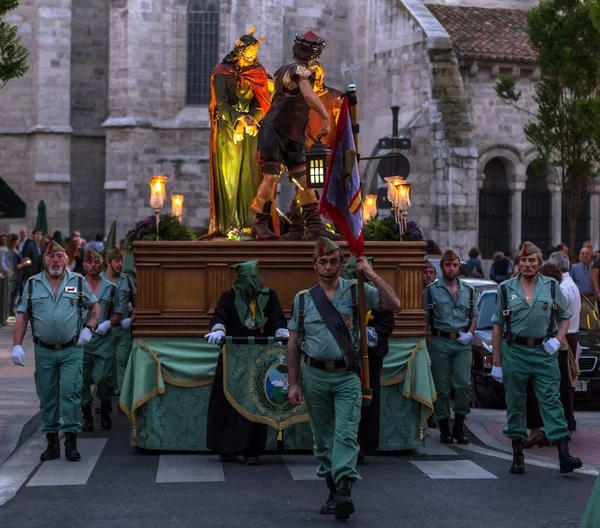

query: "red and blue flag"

left=318, top=96, right=364, bottom=256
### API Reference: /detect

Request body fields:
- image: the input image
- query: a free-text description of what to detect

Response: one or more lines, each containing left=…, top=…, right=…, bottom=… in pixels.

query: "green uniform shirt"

left=288, top=278, right=381, bottom=361
left=17, top=270, right=98, bottom=344
left=84, top=276, right=122, bottom=325
left=101, top=271, right=136, bottom=319
left=491, top=273, right=571, bottom=338
left=423, top=278, right=478, bottom=333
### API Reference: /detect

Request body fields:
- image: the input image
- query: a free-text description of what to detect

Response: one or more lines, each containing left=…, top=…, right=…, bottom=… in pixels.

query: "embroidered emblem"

left=65, top=286, right=77, bottom=293
left=339, top=299, right=354, bottom=307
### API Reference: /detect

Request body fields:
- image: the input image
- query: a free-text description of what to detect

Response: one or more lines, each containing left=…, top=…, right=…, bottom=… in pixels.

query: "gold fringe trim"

left=222, top=344, right=309, bottom=431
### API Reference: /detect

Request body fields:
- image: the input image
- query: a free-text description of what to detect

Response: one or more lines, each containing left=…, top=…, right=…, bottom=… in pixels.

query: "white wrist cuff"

left=211, top=324, right=225, bottom=333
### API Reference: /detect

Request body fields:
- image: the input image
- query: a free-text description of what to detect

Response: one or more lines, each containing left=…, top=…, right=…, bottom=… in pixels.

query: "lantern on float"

left=384, top=176, right=411, bottom=234
left=171, top=194, right=184, bottom=222
left=149, top=176, right=168, bottom=240
left=305, top=141, right=330, bottom=189
left=362, top=194, right=378, bottom=223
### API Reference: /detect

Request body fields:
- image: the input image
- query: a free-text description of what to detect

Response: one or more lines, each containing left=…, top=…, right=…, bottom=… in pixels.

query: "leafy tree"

left=0, top=0, right=29, bottom=90
left=495, top=0, right=600, bottom=255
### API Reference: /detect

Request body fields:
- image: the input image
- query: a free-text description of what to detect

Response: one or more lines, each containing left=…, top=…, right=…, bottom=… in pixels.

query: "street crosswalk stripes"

left=410, top=460, right=498, bottom=479
left=26, top=438, right=107, bottom=487
left=156, top=454, right=225, bottom=483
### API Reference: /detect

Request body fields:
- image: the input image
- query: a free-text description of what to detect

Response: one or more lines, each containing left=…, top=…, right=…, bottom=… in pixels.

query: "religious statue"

left=252, top=31, right=340, bottom=241
left=208, top=27, right=272, bottom=236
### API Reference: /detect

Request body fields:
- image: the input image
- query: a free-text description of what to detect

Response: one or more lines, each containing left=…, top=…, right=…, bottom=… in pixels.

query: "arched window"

left=522, top=163, right=551, bottom=250
left=478, top=158, right=511, bottom=258
left=186, top=0, right=219, bottom=106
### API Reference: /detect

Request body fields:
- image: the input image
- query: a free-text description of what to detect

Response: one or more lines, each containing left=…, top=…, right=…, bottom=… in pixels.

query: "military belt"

left=512, top=336, right=544, bottom=348
left=306, top=356, right=346, bottom=373
left=33, top=337, right=77, bottom=350
left=432, top=328, right=468, bottom=341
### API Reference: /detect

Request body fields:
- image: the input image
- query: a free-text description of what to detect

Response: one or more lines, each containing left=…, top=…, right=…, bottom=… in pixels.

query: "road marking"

left=156, top=454, right=225, bottom=483
left=0, top=435, right=45, bottom=507
left=282, top=455, right=320, bottom=480
left=27, top=438, right=107, bottom=487
left=411, top=460, right=497, bottom=479
left=415, top=444, right=458, bottom=456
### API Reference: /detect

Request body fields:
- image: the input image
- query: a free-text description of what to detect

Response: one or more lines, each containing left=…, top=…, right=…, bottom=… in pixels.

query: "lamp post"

left=362, top=194, right=378, bottom=223
left=384, top=176, right=411, bottom=235
left=171, top=194, right=184, bottom=222
left=305, top=140, right=330, bottom=189
left=149, top=176, right=168, bottom=240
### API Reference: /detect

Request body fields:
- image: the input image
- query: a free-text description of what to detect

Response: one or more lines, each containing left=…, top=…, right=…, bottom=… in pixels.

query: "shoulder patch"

left=299, top=289, right=308, bottom=294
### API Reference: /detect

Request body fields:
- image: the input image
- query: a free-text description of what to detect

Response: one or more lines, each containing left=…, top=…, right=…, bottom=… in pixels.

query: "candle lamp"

left=171, top=194, right=184, bottom=222
left=149, top=176, right=168, bottom=240
left=384, top=176, right=411, bottom=234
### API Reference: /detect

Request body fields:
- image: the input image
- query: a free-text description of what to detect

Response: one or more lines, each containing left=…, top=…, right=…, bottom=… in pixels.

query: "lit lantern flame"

left=362, top=194, right=378, bottom=223
left=171, top=194, right=184, bottom=221
left=384, top=176, right=412, bottom=235
left=149, top=176, right=168, bottom=209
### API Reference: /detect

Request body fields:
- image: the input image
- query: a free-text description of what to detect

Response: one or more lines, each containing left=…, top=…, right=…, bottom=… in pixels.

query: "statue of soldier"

left=252, top=31, right=340, bottom=242
left=11, top=241, right=100, bottom=461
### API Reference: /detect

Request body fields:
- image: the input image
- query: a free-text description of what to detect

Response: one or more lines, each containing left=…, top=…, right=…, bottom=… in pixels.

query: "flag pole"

left=346, top=83, right=372, bottom=405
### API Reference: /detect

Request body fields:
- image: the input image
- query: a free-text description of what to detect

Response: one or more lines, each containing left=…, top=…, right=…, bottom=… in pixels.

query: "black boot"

left=335, top=477, right=355, bottom=520
left=40, top=433, right=60, bottom=461
left=64, top=432, right=81, bottom=462
left=252, top=198, right=280, bottom=241
left=284, top=200, right=305, bottom=241
left=452, top=413, right=469, bottom=445
left=557, top=437, right=582, bottom=474
left=320, top=475, right=337, bottom=515
left=510, top=439, right=525, bottom=474
left=81, top=406, right=94, bottom=432
left=427, top=415, right=436, bottom=429
left=439, top=419, right=453, bottom=444
left=100, top=400, right=112, bottom=431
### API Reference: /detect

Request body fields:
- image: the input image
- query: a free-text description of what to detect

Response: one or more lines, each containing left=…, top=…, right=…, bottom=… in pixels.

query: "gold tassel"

left=419, top=426, right=423, bottom=441
left=249, top=300, right=256, bottom=320
left=277, top=429, right=283, bottom=441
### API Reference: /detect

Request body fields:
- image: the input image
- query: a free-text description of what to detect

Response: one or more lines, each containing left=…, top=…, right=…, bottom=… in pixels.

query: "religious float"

left=119, top=28, right=436, bottom=453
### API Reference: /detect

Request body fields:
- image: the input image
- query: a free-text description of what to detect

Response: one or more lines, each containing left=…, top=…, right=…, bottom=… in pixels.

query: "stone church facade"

left=0, top=0, right=597, bottom=257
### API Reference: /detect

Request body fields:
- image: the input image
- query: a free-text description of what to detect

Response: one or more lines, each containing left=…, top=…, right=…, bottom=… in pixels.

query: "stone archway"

left=478, top=157, right=512, bottom=258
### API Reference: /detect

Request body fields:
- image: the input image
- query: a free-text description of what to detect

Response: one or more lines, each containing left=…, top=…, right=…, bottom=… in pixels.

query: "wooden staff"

left=346, top=83, right=372, bottom=404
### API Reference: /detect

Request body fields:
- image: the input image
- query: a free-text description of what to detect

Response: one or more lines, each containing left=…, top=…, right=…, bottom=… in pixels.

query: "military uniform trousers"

left=302, top=364, right=362, bottom=483
left=34, top=344, right=83, bottom=434
left=502, top=342, right=570, bottom=443
left=82, top=331, right=116, bottom=407
left=113, top=326, right=133, bottom=391
left=429, top=336, right=471, bottom=421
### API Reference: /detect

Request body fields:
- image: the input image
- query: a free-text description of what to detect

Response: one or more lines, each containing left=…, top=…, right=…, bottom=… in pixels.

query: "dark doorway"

left=522, top=163, right=551, bottom=251
left=562, top=195, right=590, bottom=252
left=478, top=158, right=511, bottom=258
left=0, top=178, right=26, bottom=218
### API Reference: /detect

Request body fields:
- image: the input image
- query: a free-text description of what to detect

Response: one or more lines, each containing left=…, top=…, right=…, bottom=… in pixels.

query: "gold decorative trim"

left=222, top=344, right=309, bottom=431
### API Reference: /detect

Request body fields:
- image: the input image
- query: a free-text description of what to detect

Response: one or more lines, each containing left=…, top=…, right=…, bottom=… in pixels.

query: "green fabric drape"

left=580, top=474, right=600, bottom=527
left=121, top=337, right=436, bottom=443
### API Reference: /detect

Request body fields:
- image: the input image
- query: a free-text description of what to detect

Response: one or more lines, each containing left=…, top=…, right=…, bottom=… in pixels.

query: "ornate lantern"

left=362, top=194, right=378, bottom=223
left=384, top=176, right=411, bottom=234
left=305, top=140, right=330, bottom=189
left=149, top=176, right=168, bottom=240
left=171, top=194, right=184, bottom=222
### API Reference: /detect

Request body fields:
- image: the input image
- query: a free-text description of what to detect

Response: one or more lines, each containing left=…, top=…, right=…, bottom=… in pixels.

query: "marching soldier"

left=80, top=250, right=122, bottom=432
left=101, top=248, right=136, bottom=392
left=11, top=241, right=100, bottom=461
left=491, top=241, right=582, bottom=474
left=424, top=249, right=477, bottom=445
left=287, top=238, right=400, bottom=520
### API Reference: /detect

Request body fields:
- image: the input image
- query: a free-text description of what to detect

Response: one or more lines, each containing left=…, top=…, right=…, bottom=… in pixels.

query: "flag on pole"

left=318, top=96, right=364, bottom=256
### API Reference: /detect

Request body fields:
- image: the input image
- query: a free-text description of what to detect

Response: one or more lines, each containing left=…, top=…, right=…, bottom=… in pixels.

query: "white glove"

left=12, top=345, right=25, bottom=367
left=95, top=320, right=112, bottom=336
left=543, top=337, right=561, bottom=355
left=275, top=328, right=289, bottom=339
left=204, top=329, right=225, bottom=345
left=120, top=318, right=132, bottom=329
left=457, top=331, right=473, bottom=345
left=76, top=327, right=93, bottom=347
left=491, top=365, right=503, bottom=383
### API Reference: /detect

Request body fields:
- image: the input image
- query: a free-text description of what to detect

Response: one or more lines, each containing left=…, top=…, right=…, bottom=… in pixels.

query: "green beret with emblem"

left=520, top=241, right=541, bottom=257
left=441, top=249, right=460, bottom=263
left=314, top=236, right=342, bottom=259
left=44, top=241, right=65, bottom=257
left=84, top=249, right=102, bottom=263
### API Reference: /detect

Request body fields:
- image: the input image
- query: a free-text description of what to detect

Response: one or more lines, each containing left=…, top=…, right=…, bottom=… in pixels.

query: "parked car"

left=471, top=286, right=600, bottom=409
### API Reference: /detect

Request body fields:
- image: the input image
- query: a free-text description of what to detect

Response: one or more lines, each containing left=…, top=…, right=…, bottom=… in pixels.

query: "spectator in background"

left=583, top=240, right=594, bottom=255
left=21, top=229, right=43, bottom=282
left=7, top=234, right=25, bottom=319
left=595, top=249, right=600, bottom=261
left=424, top=259, right=437, bottom=286
left=490, top=252, right=513, bottom=283
left=86, top=234, right=104, bottom=254
left=544, top=246, right=557, bottom=262
left=556, top=243, right=569, bottom=257
left=17, top=228, right=27, bottom=253
left=65, top=239, right=84, bottom=274
left=572, top=247, right=595, bottom=302
left=0, top=234, right=10, bottom=277
left=466, top=247, right=484, bottom=278
left=592, top=252, right=600, bottom=307
left=52, top=230, right=65, bottom=247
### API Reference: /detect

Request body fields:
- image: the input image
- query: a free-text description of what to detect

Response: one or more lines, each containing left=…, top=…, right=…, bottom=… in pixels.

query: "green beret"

left=441, top=249, right=460, bottom=263
left=314, top=237, right=341, bottom=259
left=520, top=241, right=541, bottom=257
left=44, top=241, right=65, bottom=257
left=84, top=249, right=102, bottom=263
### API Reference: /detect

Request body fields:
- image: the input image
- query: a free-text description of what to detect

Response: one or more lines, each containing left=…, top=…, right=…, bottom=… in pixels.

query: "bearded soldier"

left=101, top=249, right=136, bottom=392
left=491, top=241, right=582, bottom=474
left=80, top=250, right=122, bottom=431
left=204, top=260, right=288, bottom=465
left=424, top=249, right=477, bottom=445
left=11, top=241, right=100, bottom=461
left=252, top=31, right=339, bottom=242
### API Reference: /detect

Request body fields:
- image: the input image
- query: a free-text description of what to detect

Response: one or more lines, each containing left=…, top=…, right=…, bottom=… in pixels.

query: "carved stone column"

left=548, top=183, right=562, bottom=245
